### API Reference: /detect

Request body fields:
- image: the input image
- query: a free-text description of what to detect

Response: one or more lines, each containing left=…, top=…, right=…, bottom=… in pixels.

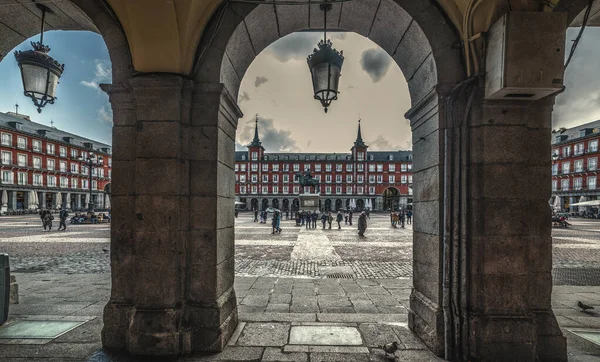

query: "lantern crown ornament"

left=14, top=4, right=64, bottom=113
left=307, top=2, right=344, bottom=113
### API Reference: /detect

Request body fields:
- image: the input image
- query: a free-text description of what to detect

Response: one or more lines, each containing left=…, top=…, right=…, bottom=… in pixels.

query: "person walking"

left=253, top=208, right=258, bottom=222
left=348, top=210, right=353, bottom=226
left=336, top=211, right=343, bottom=229
left=43, top=210, right=54, bottom=231
left=234, top=208, right=239, bottom=218
left=358, top=211, right=368, bottom=237
left=344, top=212, right=348, bottom=225
left=321, top=212, right=327, bottom=229
left=311, top=212, right=318, bottom=229
left=391, top=212, right=398, bottom=228
left=58, top=208, right=69, bottom=231
left=407, top=210, right=412, bottom=224
left=400, top=210, right=406, bottom=228
left=305, top=212, right=310, bottom=229
left=327, top=212, right=333, bottom=229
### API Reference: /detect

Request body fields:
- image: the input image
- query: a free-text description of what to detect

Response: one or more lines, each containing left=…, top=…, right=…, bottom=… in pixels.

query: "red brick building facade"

left=551, top=120, right=599, bottom=213
left=235, top=121, right=413, bottom=212
left=0, top=111, right=112, bottom=212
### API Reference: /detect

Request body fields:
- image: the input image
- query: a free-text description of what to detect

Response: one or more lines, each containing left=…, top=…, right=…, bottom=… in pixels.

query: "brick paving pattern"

left=1, top=213, right=599, bottom=284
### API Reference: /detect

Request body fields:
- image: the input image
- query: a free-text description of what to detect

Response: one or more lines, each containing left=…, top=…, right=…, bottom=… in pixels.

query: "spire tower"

left=248, top=114, right=262, bottom=147
left=354, top=118, right=366, bottom=147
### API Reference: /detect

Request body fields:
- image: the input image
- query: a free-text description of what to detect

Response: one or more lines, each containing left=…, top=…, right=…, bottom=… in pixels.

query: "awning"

left=569, top=200, right=600, bottom=207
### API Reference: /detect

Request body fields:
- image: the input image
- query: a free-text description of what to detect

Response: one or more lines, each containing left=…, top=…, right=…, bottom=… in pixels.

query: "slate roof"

left=551, top=119, right=600, bottom=145
left=0, top=112, right=111, bottom=153
left=235, top=150, right=412, bottom=162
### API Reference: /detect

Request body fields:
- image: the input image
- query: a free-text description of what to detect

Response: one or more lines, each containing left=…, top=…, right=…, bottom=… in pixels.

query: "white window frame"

left=33, top=140, right=42, bottom=152
left=17, top=153, right=27, bottom=167
left=1, top=133, right=12, bottom=146
left=47, top=143, right=55, bottom=155
left=1, top=170, right=14, bottom=184
left=18, top=172, right=27, bottom=185
left=47, top=175, right=56, bottom=187
left=34, top=174, right=43, bottom=186
left=17, top=136, right=26, bottom=149
left=262, top=164, right=269, bottom=172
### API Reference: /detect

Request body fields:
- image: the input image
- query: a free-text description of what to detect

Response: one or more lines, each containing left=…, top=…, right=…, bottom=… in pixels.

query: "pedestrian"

left=234, top=209, right=239, bottom=218
left=358, top=211, right=367, bottom=236
left=272, top=211, right=282, bottom=234
left=58, top=208, right=69, bottom=231
left=391, top=212, right=398, bottom=228
left=43, top=210, right=54, bottom=231
left=366, top=208, right=370, bottom=219
left=407, top=210, right=412, bottom=224
left=344, top=212, right=348, bottom=225
left=327, top=212, right=333, bottom=229
left=311, top=212, right=318, bottom=229
left=39, top=209, right=46, bottom=228
left=305, top=212, right=310, bottom=229
left=254, top=208, right=258, bottom=222
left=336, top=211, right=343, bottom=229
left=285, top=210, right=289, bottom=220
left=321, top=212, right=327, bottom=229
left=301, top=211, right=305, bottom=226
left=400, top=211, right=406, bottom=228
left=348, top=210, right=353, bottom=226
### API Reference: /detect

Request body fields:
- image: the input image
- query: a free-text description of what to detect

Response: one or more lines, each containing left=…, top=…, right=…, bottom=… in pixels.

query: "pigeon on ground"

left=380, top=341, right=399, bottom=358
left=578, top=301, right=594, bottom=312
left=102, top=248, right=109, bottom=253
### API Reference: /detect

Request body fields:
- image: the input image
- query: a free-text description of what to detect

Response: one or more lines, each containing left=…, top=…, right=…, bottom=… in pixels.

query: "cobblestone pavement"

left=1, top=213, right=600, bottom=284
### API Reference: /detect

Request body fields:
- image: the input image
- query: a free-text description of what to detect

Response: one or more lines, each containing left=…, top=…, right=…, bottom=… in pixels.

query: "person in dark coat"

left=407, top=210, right=413, bottom=224
left=358, top=212, right=368, bottom=237
left=311, top=212, right=318, bottom=229
left=253, top=208, right=258, bottom=222
left=58, top=208, right=69, bottom=231
left=348, top=210, right=353, bottom=226
left=321, top=213, right=327, bottom=229
left=336, top=211, right=343, bottom=229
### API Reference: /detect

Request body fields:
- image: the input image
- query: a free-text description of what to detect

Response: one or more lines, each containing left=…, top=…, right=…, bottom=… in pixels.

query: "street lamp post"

left=78, top=152, right=102, bottom=212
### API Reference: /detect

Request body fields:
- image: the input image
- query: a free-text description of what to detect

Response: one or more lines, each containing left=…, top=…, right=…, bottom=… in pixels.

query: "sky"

left=0, top=31, right=112, bottom=145
left=0, top=27, right=599, bottom=150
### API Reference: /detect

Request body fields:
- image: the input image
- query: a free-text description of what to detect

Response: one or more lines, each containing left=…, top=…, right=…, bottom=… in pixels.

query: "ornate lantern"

left=307, top=2, right=344, bottom=113
left=14, top=4, right=64, bottom=113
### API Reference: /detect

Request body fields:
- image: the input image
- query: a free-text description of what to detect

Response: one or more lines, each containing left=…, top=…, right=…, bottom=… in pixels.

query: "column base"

left=409, top=290, right=444, bottom=357
left=102, top=288, right=238, bottom=356
left=469, top=311, right=567, bottom=362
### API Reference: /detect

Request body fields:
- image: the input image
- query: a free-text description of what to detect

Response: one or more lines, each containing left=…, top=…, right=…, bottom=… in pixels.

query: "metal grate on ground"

left=553, top=268, right=600, bottom=286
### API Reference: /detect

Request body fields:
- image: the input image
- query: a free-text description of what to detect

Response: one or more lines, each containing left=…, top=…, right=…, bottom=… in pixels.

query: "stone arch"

left=0, top=1, right=132, bottom=85
left=195, top=0, right=462, bottom=106
left=192, top=0, right=464, bottom=357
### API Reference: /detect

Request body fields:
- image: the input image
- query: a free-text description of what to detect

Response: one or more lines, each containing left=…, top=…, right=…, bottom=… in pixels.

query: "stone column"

left=40, top=192, right=46, bottom=209
left=9, top=190, right=17, bottom=210
left=463, top=97, right=566, bottom=361
left=101, top=77, right=240, bottom=356
left=184, top=82, right=240, bottom=351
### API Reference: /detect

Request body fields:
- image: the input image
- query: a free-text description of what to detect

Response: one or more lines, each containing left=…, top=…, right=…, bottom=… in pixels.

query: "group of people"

left=70, top=212, right=110, bottom=224
left=390, top=209, right=412, bottom=228
left=39, top=209, right=69, bottom=231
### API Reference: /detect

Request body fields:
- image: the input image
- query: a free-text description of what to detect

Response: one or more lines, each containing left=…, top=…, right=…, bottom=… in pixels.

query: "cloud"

left=367, top=135, right=411, bottom=151
left=97, top=104, right=113, bottom=124
left=236, top=116, right=300, bottom=152
left=80, top=59, right=112, bottom=91
left=331, top=32, right=347, bottom=41
left=553, top=28, right=600, bottom=129
left=267, top=32, right=321, bottom=62
left=360, top=48, right=392, bottom=82
left=239, top=91, right=250, bottom=103
left=254, top=76, right=269, bottom=88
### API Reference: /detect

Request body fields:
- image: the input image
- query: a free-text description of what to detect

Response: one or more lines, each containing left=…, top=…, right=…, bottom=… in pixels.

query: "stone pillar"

left=9, top=190, right=17, bottom=210
left=463, top=97, right=566, bottom=361
left=40, top=192, right=46, bottom=209
left=101, top=77, right=240, bottom=356
left=406, top=90, right=445, bottom=357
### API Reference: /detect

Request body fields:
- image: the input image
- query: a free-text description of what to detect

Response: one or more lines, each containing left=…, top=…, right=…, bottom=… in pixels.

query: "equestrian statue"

left=294, top=171, right=320, bottom=194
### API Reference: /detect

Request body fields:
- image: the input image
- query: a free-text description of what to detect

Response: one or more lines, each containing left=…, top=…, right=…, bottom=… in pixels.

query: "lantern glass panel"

left=21, top=64, right=49, bottom=97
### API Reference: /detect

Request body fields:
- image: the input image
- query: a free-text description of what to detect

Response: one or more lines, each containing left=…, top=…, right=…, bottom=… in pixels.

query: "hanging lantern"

left=307, top=2, right=344, bottom=113
left=14, top=4, right=64, bottom=113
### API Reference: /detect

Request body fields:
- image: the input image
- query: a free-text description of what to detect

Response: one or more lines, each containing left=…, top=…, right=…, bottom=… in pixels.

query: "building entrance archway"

left=383, top=187, right=401, bottom=211
left=272, top=199, right=279, bottom=209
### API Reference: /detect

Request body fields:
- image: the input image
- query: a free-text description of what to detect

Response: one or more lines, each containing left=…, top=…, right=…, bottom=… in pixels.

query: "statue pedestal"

left=299, top=193, right=320, bottom=212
